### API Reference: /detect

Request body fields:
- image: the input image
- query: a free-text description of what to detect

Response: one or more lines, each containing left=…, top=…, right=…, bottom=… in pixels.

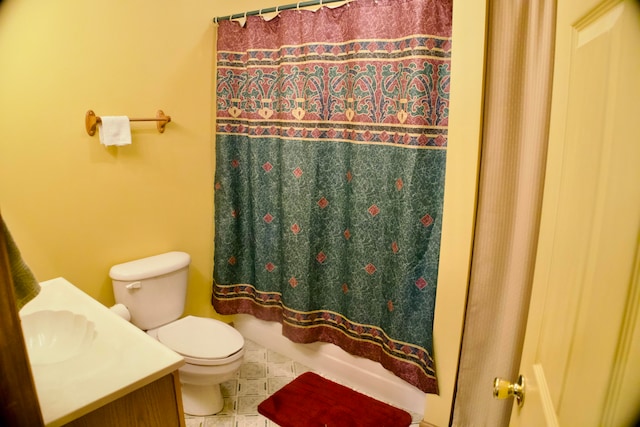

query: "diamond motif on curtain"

left=317, top=197, right=329, bottom=209
left=364, top=263, right=377, bottom=275
left=291, top=223, right=301, bottom=235
left=415, top=277, right=428, bottom=290
left=421, top=214, right=434, bottom=227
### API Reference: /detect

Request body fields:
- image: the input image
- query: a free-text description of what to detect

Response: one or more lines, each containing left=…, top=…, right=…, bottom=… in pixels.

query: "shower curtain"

left=212, top=0, right=452, bottom=394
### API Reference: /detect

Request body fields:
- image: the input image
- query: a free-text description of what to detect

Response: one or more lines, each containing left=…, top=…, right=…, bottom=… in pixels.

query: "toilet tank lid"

left=109, top=251, right=191, bottom=281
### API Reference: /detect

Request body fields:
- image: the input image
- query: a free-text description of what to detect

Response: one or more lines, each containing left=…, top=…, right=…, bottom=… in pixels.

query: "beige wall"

left=0, top=0, right=278, bottom=318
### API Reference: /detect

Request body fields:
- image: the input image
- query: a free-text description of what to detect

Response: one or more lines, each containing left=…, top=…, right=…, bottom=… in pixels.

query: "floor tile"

left=217, top=397, right=237, bottom=416
left=239, top=362, right=266, bottom=379
left=237, top=379, right=267, bottom=396
left=266, top=349, right=289, bottom=364
left=236, top=395, right=265, bottom=415
left=203, top=415, right=234, bottom=427
left=220, top=379, right=238, bottom=397
left=185, top=415, right=205, bottom=426
left=266, top=362, right=294, bottom=377
left=265, top=376, right=290, bottom=395
left=233, top=414, right=271, bottom=427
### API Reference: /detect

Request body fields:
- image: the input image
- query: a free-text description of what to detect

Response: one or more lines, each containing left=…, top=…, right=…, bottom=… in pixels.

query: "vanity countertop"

left=20, top=277, right=185, bottom=426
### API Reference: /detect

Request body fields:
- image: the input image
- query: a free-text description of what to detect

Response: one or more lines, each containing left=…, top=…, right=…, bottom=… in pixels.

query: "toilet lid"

left=157, top=316, right=244, bottom=360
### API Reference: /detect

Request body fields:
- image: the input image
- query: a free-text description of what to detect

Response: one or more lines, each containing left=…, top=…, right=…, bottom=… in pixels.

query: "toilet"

left=109, top=251, right=244, bottom=416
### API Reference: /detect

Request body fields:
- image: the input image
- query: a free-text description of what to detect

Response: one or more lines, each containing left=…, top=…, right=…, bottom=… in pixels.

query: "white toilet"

left=109, top=251, right=245, bottom=416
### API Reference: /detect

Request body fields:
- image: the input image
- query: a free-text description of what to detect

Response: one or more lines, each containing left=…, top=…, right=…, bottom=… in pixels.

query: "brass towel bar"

left=85, top=110, right=171, bottom=136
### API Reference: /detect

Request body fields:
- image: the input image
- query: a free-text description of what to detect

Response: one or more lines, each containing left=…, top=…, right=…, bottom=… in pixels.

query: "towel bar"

left=85, top=110, right=171, bottom=136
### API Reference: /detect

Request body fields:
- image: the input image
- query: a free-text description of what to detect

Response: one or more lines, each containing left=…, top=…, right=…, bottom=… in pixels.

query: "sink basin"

left=21, top=310, right=96, bottom=365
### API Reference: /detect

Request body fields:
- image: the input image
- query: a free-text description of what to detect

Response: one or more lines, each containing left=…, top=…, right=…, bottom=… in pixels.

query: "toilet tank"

left=109, top=251, right=190, bottom=330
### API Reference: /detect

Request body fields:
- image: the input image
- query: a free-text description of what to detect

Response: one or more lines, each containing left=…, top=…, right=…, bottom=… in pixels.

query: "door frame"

left=423, top=0, right=487, bottom=425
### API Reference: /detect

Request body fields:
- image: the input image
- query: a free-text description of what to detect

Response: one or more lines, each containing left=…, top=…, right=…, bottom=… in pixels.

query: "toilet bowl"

left=150, top=315, right=244, bottom=415
left=109, top=252, right=245, bottom=416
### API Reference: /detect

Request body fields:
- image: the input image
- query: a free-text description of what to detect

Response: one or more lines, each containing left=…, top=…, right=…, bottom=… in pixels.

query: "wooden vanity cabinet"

left=64, top=371, right=185, bottom=427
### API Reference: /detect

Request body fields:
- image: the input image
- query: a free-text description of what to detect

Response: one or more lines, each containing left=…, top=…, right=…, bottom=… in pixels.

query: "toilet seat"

left=157, top=316, right=244, bottom=366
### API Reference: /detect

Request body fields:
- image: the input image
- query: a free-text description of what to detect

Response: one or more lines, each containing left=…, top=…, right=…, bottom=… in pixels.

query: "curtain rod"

left=213, top=0, right=350, bottom=23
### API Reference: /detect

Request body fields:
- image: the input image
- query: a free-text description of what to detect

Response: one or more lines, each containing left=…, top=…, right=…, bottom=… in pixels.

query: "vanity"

left=19, top=277, right=186, bottom=427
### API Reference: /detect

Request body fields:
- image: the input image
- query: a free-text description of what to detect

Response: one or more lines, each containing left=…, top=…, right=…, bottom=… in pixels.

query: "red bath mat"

left=258, top=372, right=413, bottom=427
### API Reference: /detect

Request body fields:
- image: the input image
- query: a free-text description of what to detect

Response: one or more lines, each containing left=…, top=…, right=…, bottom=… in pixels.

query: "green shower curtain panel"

left=212, top=0, right=452, bottom=394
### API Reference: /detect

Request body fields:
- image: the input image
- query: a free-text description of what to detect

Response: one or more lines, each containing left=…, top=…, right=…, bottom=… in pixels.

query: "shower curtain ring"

left=297, top=2, right=301, bottom=12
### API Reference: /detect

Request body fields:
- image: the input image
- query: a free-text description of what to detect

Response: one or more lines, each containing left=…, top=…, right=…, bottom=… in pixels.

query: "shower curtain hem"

left=212, top=290, right=439, bottom=395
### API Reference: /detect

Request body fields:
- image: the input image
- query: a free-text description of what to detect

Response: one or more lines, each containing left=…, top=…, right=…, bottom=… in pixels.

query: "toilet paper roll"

left=109, top=303, right=131, bottom=321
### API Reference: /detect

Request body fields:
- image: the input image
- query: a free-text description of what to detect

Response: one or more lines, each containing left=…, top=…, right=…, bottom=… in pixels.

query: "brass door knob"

left=493, top=375, right=525, bottom=407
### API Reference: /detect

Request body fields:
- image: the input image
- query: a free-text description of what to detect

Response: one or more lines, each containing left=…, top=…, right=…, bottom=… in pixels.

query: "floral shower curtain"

left=212, top=0, right=452, bottom=394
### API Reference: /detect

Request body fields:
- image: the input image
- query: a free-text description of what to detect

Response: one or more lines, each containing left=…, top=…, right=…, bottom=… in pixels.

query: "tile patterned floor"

left=183, top=339, right=422, bottom=427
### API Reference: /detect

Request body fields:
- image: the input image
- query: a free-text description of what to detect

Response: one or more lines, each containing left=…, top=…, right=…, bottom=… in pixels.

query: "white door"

left=505, top=0, right=640, bottom=425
